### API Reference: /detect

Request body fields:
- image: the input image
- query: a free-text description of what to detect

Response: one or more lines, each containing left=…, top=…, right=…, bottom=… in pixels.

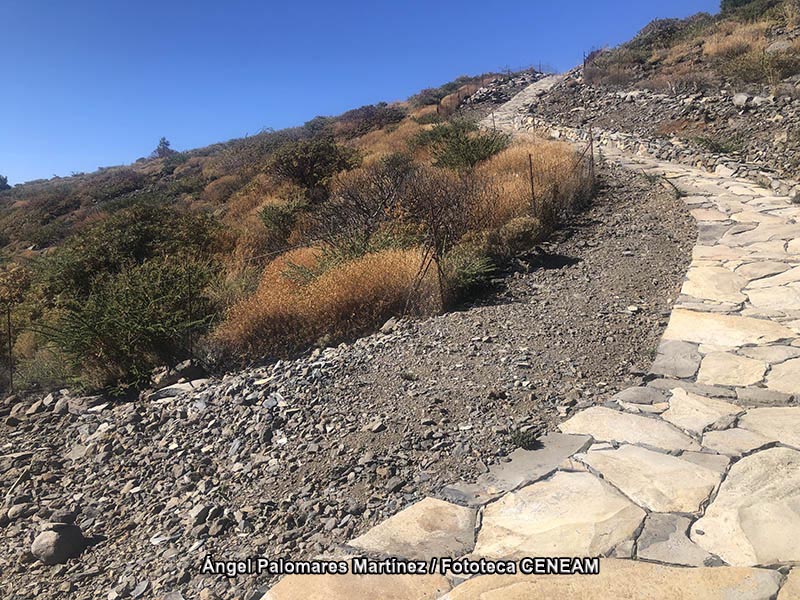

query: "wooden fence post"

left=528, top=153, right=536, bottom=214
left=6, top=306, right=12, bottom=393
left=588, top=124, right=596, bottom=186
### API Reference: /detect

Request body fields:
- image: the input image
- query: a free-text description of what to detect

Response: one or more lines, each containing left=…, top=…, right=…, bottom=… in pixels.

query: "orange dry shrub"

left=214, top=247, right=439, bottom=358
left=703, top=21, right=769, bottom=58
left=202, top=174, right=242, bottom=204
left=225, top=173, right=277, bottom=223
left=222, top=175, right=309, bottom=273
left=410, top=105, right=438, bottom=121
left=476, top=138, right=589, bottom=229
left=351, top=118, right=426, bottom=162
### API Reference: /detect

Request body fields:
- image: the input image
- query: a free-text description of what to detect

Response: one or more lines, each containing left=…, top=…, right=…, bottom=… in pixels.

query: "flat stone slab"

left=661, top=389, right=741, bottom=435
left=736, top=387, right=794, bottom=406
left=637, top=513, right=721, bottom=567
left=747, top=265, right=800, bottom=289
left=683, top=266, right=747, bottom=303
left=648, top=378, right=737, bottom=399
left=696, top=352, right=766, bottom=387
left=346, top=497, right=475, bottom=560
left=559, top=407, right=700, bottom=451
left=262, top=570, right=450, bottom=599
left=738, top=407, right=800, bottom=447
left=765, top=357, right=800, bottom=394
left=612, top=386, right=668, bottom=406
left=578, top=445, right=721, bottom=513
left=702, top=428, right=773, bottom=457
left=442, top=433, right=591, bottom=505
left=735, top=261, right=791, bottom=281
left=779, top=569, right=800, bottom=599
left=663, top=309, right=796, bottom=347
left=473, top=472, right=645, bottom=559
left=691, top=207, right=730, bottom=221
left=650, top=341, right=701, bottom=379
left=441, top=560, right=781, bottom=599
left=747, top=286, right=800, bottom=313
left=691, top=447, right=800, bottom=565
left=680, top=451, right=731, bottom=473
left=619, top=400, right=670, bottom=415
left=740, top=345, right=800, bottom=364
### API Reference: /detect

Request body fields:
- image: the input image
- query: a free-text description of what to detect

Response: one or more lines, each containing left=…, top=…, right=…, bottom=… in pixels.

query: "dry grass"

left=703, top=21, right=769, bottom=58
left=224, top=173, right=275, bottom=223
left=202, top=174, right=242, bottom=204
left=213, top=119, right=593, bottom=362
left=214, top=247, right=438, bottom=357
left=351, top=117, right=425, bottom=160
left=783, top=0, right=800, bottom=27
left=477, top=139, right=590, bottom=228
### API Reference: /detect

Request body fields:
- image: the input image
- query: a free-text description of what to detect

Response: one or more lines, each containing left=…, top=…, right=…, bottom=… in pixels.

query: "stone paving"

left=260, top=83, right=800, bottom=599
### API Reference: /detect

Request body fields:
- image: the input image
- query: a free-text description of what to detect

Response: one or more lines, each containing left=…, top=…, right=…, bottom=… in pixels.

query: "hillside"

left=531, top=0, right=800, bottom=182
left=3, top=1, right=800, bottom=599
left=1, top=69, right=597, bottom=394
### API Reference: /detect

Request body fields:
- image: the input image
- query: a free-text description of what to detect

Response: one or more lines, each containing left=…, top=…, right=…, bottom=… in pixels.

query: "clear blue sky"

left=1, top=0, right=719, bottom=184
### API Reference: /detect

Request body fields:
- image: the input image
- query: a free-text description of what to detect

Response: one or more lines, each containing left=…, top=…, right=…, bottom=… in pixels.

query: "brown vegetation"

left=585, top=0, right=800, bottom=89
left=215, top=136, right=592, bottom=360
left=0, top=68, right=592, bottom=391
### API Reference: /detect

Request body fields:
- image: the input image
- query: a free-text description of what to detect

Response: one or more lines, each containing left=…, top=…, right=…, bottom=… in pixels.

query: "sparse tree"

left=151, top=137, right=177, bottom=159
left=0, top=175, right=10, bottom=191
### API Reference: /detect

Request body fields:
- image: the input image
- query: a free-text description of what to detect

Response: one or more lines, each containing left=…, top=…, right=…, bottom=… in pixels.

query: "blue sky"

left=1, top=0, right=719, bottom=184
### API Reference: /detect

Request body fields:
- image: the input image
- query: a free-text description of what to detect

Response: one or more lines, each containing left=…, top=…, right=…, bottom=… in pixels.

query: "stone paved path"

left=260, top=81, right=800, bottom=599
left=478, top=73, right=564, bottom=132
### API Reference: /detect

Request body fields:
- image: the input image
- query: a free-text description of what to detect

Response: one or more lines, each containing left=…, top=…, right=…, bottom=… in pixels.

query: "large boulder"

left=31, top=524, right=87, bottom=565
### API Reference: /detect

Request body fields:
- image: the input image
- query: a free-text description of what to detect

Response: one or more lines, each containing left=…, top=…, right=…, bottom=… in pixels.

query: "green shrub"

left=42, top=256, right=216, bottom=390
left=335, top=103, right=407, bottom=138
left=414, top=121, right=510, bottom=170
left=13, top=345, right=75, bottom=392
left=23, top=220, right=70, bottom=249
left=38, top=202, right=221, bottom=302
left=260, top=203, right=299, bottom=239
left=721, top=0, right=780, bottom=17
left=441, top=242, right=495, bottom=296
left=303, top=116, right=336, bottom=136
left=412, top=112, right=443, bottom=125
left=267, top=138, right=361, bottom=200
left=161, top=152, right=189, bottom=175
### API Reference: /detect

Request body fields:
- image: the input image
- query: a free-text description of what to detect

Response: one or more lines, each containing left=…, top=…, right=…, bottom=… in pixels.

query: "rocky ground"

left=454, top=70, right=544, bottom=122
left=531, top=70, right=800, bottom=185
left=0, top=163, right=694, bottom=600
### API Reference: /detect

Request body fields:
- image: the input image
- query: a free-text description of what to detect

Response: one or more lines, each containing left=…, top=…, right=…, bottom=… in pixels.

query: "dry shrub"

left=173, top=156, right=207, bottom=177
left=226, top=214, right=274, bottom=271
left=703, top=21, right=768, bottom=58
left=784, top=0, right=800, bottom=26
left=225, top=173, right=277, bottom=223
left=215, top=136, right=591, bottom=362
left=410, top=105, right=439, bottom=121
left=214, top=247, right=438, bottom=358
left=662, top=40, right=702, bottom=66
left=222, top=174, right=310, bottom=273
left=202, top=175, right=243, bottom=204
left=352, top=118, right=425, bottom=160
left=476, top=139, right=590, bottom=229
